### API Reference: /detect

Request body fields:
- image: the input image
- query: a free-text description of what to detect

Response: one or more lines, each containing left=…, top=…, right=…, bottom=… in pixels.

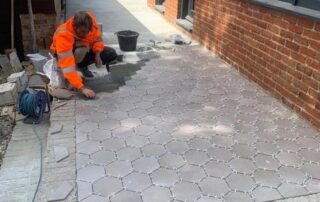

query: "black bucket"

left=116, top=30, right=139, bottom=51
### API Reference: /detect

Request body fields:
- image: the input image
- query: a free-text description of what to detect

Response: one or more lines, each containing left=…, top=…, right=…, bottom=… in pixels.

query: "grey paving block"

left=196, top=196, right=223, bottom=202
left=78, top=122, right=99, bottom=133
left=276, top=139, right=300, bottom=152
left=123, top=172, right=152, bottom=192
left=172, top=181, right=201, bottom=201
left=108, top=110, right=129, bottom=120
left=276, top=151, right=303, bottom=167
left=199, top=177, right=230, bottom=197
left=207, top=147, right=233, bottom=162
left=224, top=192, right=253, bottom=202
left=185, top=150, right=209, bottom=165
left=189, top=137, right=212, bottom=150
left=229, top=158, right=256, bottom=174
left=88, top=129, right=112, bottom=142
left=91, top=150, right=115, bottom=166
left=82, top=195, right=109, bottom=202
left=50, top=123, right=63, bottom=135
left=93, top=176, right=123, bottom=197
left=149, top=133, right=172, bottom=145
left=252, top=186, right=282, bottom=202
left=133, top=156, right=160, bottom=173
left=278, top=183, right=308, bottom=198
left=105, top=161, right=133, bottom=178
left=101, top=138, right=125, bottom=151
left=141, top=144, right=166, bottom=156
left=297, top=137, right=320, bottom=150
left=151, top=168, right=179, bottom=187
left=179, top=164, right=206, bottom=183
left=204, top=160, right=232, bottom=178
left=121, top=118, right=142, bottom=128
left=165, top=141, right=189, bottom=154
left=110, top=190, right=142, bottom=202
left=159, top=153, right=185, bottom=169
left=142, top=186, right=172, bottom=202
left=306, top=179, right=320, bottom=193
left=77, top=165, right=105, bottom=183
left=77, top=181, right=92, bottom=201
left=300, top=149, right=320, bottom=163
left=212, top=135, right=234, bottom=148
left=76, top=153, right=91, bottom=169
left=47, top=182, right=73, bottom=202
left=253, top=169, right=282, bottom=188
left=99, top=120, right=121, bottom=130
left=116, top=147, right=142, bottom=161
left=53, top=146, right=69, bottom=162
left=126, top=135, right=149, bottom=147
left=278, top=166, right=307, bottom=184
left=141, top=115, right=163, bottom=125
left=301, top=163, right=320, bottom=180
left=226, top=174, right=256, bottom=192
left=254, top=154, right=281, bottom=171
left=77, top=140, right=101, bottom=155
left=256, top=142, right=278, bottom=156
left=112, top=127, right=135, bottom=139
left=232, top=144, right=256, bottom=159
left=135, top=125, right=158, bottom=136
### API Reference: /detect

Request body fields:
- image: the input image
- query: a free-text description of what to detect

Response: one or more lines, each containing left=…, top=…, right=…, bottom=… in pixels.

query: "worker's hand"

left=95, top=52, right=102, bottom=68
left=81, top=87, right=96, bottom=99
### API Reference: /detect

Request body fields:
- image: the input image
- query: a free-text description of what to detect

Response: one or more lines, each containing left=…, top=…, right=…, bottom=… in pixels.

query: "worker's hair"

left=72, top=11, right=93, bottom=30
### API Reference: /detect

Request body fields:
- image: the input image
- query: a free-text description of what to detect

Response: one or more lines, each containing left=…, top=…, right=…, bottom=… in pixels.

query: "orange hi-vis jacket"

left=50, top=12, right=104, bottom=89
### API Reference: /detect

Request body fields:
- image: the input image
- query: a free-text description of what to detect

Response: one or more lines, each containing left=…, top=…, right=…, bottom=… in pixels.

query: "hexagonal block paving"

left=133, top=156, right=160, bottom=174
left=253, top=169, right=282, bottom=188
left=141, top=115, right=163, bottom=125
left=82, top=195, right=109, bottom=202
left=128, top=108, right=149, bottom=119
left=300, top=149, right=320, bottom=163
left=212, top=135, right=234, bottom=148
left=179, top=164, right=206, bottom=183
left=189, top=137, right=212, bottom=150
left=110, top=190, right=142, bottom=202
left=199, top=177, right=230, bottom=197
left=123, top=172, right=152, bottom=192
left=254, top=154, right=281, bottom=171
left=112, top=127, right=135, bottom=139
left=105, top=161, right=133, bottom=178
left=99, top=119, right=121, bottom=130
left=277, top=183, right=308, bottom=198
left=276, top=151, right=303, bottom=167
left=121, top=118, right=142, bottom=128
left=205, top=160, right=232, bottom=179
left=302, top=163, right=320, bottom=180
left=77, top=122, right=99, bottom=133
left=141, top=144, right=166, bottom=157
left=149, top=133, right=172, bottom=145
left=108, top=110, right=128, bottom=120
left=77, top=165, right=105, bottom=183
left=172, top=181, right=201, bottom=201
left=135, top=125, right=158, bottom=136
left=224, top=192, right=253, bottom=202
left=278, top=166, right=307, bottom=184
left=78, top=140, right=101, bottom=155
left=88, top=129, right=112, bottom=142
left=196, top=196, right=223, bottom=202
left=126, top=135, right=149, bottom=148
left=185, top=150, right=210, bottom=165
left=142, top=186, right=172, bottom=202
left=256, top=142, right=278, bottom=156
left=165, top=141, right=189, bottom=154
left=232, top=144, right=256, bottom=159
left=116, top=147, right=142, bottom=161
left=207, top=147, right=233, bottom=162
left=228, top=158, right=256, bottom=174
left=252, top=186, right=282, bottom=202
left=101, top=138, right=126, bottom=151
left=77, top=181, right=92, bottom=201
left=159, top=153, right=185, bottom=169
left=151, top=168, right=179, bottom=187
left=226, top=174, right=256, bottom=192
left=93, top=176, right=123, bottom=197
left=91, top=150, right=116, bottom=166
left=276, top=139, right=300, bottom=152
left=296, top=137, right=320, bottom=150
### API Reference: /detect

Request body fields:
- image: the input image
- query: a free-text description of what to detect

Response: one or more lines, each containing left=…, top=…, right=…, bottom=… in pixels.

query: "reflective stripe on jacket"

left=50, top=12, right=104, bottom=89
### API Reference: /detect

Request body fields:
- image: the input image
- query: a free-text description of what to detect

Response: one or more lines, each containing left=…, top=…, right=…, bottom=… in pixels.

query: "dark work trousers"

left=77, top=46, right=118, bottom=72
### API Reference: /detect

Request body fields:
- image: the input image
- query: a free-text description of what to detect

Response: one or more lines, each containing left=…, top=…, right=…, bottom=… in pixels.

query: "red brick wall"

left=148, top=0, right=181, bottom=23
left=150, top=0, right=320, bottom=128
left=148, top=0, right=156, bottom=8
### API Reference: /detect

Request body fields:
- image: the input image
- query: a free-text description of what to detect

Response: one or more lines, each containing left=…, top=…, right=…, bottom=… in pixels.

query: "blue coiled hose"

left=19, top=90, right=48, bottom=124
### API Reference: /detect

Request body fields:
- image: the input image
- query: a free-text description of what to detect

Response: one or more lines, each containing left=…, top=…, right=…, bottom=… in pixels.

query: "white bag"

left=43, top=53, right=65, bottom=88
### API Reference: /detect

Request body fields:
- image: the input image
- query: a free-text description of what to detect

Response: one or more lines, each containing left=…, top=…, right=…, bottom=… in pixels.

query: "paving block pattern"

left=75, top=45, right=320, bottom=202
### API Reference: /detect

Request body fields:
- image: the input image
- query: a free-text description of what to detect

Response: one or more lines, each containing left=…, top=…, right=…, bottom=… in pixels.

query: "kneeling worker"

left=51, top=11, right=117, bottom=98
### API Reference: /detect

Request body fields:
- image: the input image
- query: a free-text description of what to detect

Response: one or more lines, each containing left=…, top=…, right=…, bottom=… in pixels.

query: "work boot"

left=79, top=67, right=94, bottom=78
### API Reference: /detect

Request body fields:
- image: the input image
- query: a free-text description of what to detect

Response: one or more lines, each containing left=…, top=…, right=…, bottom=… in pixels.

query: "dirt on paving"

left=0, top=107, right=15, bottom=168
